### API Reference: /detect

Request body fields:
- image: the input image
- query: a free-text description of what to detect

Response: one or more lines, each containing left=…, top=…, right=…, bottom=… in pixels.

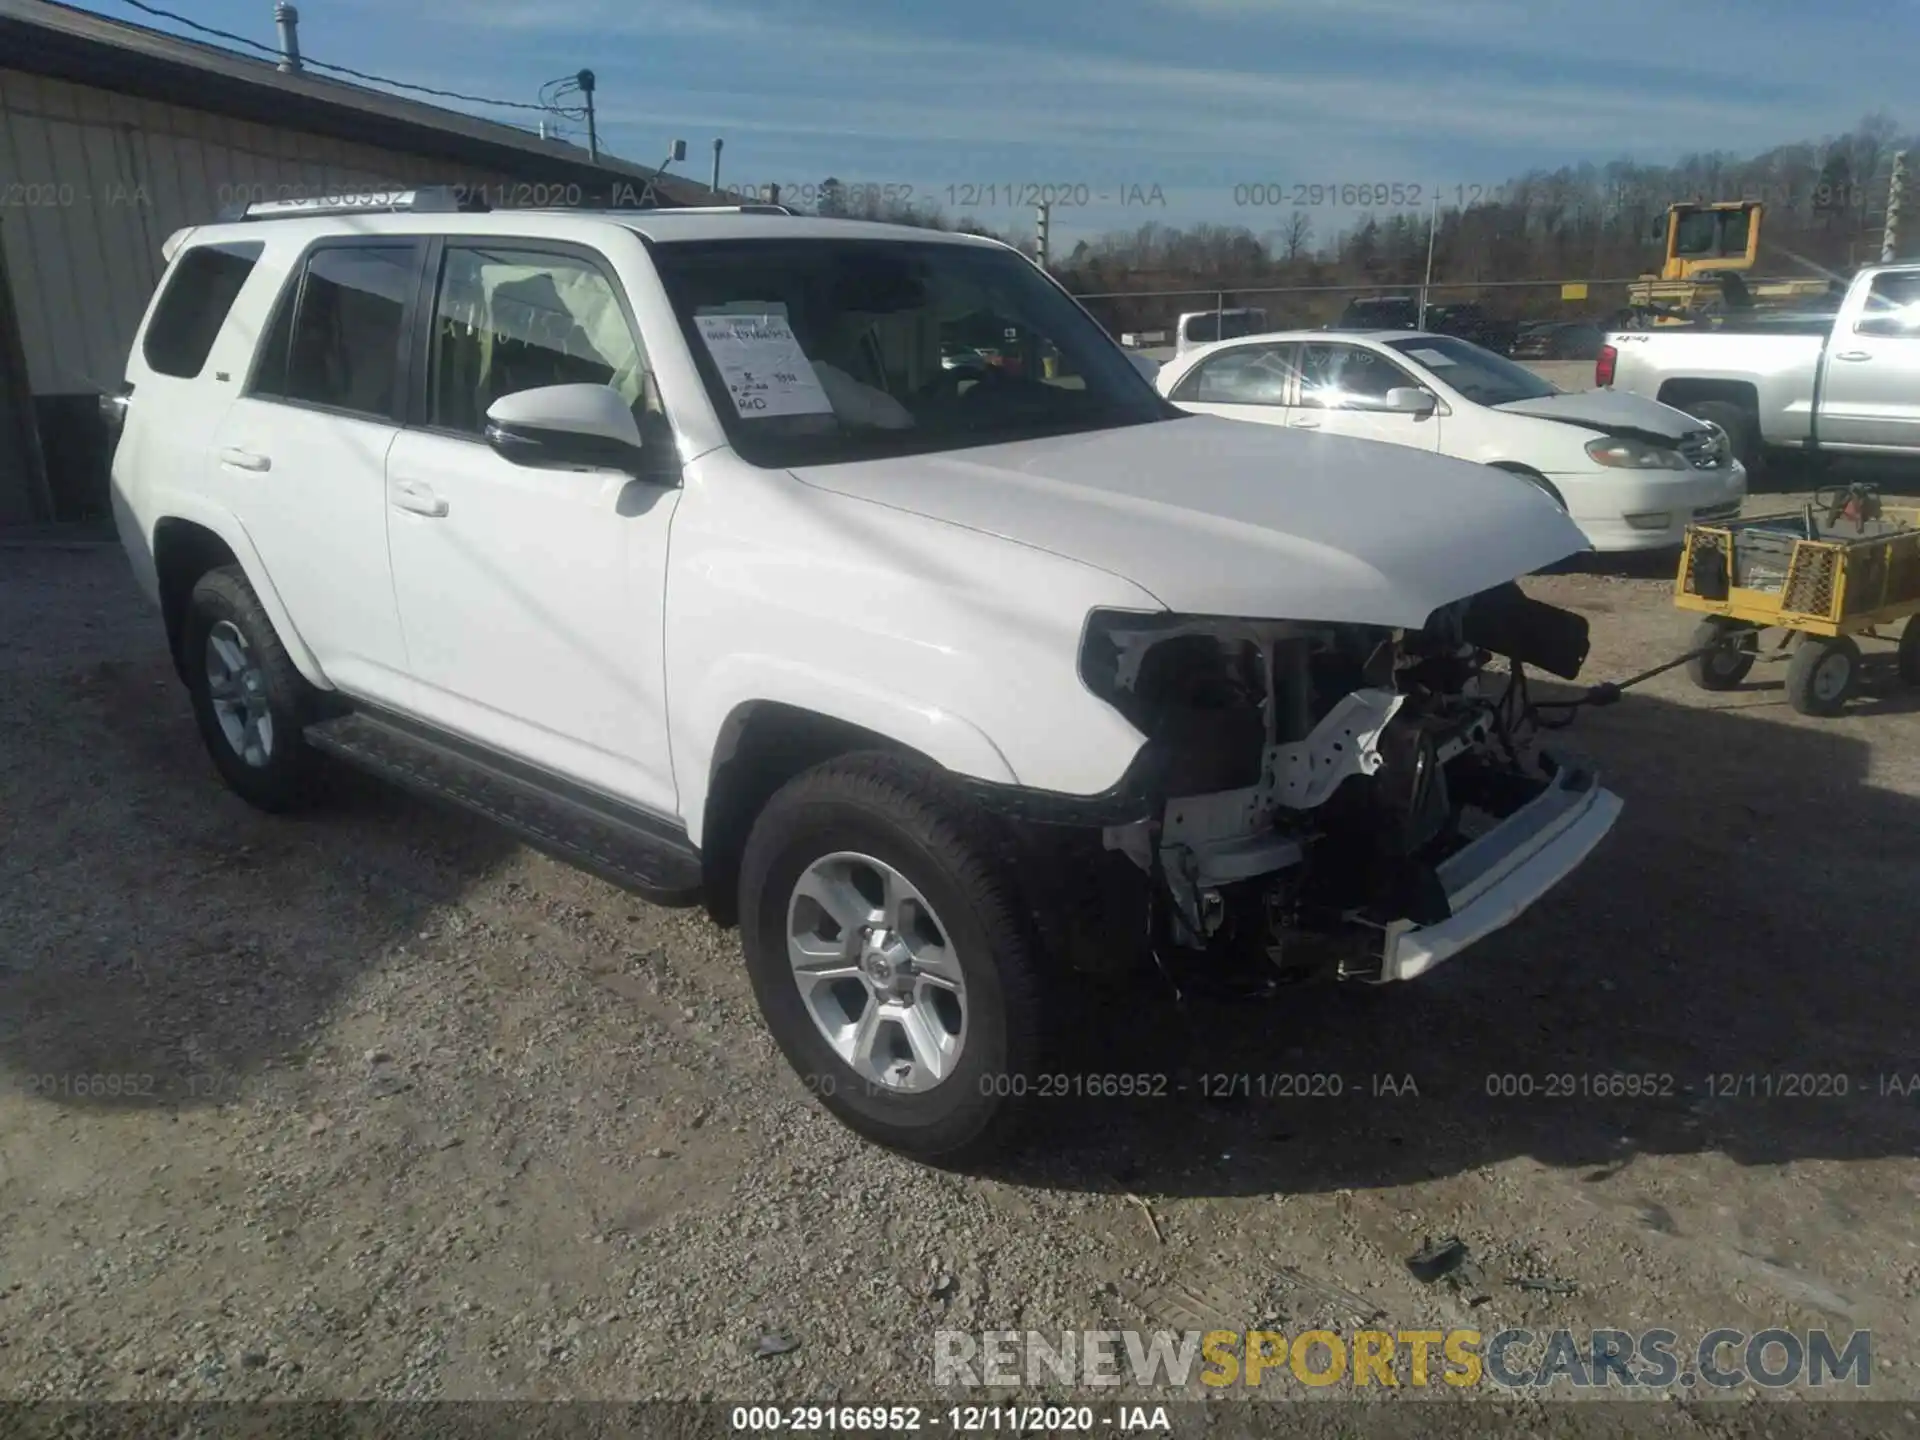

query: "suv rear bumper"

left=1376, top=761, right=1623, bottom=982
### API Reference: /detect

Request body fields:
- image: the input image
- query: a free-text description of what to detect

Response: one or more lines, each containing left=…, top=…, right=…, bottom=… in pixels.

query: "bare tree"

left=1033, top=114, right=1919, bottom=332
left=1280, top=208, right=1313, bottom=263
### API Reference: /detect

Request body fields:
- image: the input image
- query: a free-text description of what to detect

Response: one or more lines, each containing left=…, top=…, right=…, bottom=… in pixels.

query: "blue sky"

left=98, top=0, right=1915, bottom=244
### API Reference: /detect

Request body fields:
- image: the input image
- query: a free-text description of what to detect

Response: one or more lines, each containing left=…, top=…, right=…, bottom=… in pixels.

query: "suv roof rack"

left=218, top=186, right=490, bottom=223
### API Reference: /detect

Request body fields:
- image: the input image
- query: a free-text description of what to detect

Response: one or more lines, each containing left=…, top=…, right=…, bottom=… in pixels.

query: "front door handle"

left=218, top=447, right=271, bottom=472
left=392, top=480, right=449, bottom=518
left=1289, top=416, right=1321, bottom=429
left=1833, top=351, right=1872, bottom=362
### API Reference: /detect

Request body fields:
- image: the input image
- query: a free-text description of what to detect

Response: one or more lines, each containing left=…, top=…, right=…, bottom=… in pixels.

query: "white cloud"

left=348, top=0, right=1909, bottom=211
left=460, top=0, right=851, bottom=40
left=1157, top=0, right=1528, bottom=28
left=590, top=37, right=1841, bottom=163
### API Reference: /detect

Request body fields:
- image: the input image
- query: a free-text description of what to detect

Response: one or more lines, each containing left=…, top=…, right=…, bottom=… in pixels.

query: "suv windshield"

left=1384, top=335, right=1558, bottom=406
left=649, top=237, right=1178, bottom=466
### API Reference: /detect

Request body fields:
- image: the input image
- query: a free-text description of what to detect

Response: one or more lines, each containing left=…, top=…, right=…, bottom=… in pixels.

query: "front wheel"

left=1784, top=634, right=1860, bottom=717
left=1488, top=462, right=1567, bottom=512
left=1685, top=617, right=1757, bottom=690
left=737, top=754, right=1043, bottom=1166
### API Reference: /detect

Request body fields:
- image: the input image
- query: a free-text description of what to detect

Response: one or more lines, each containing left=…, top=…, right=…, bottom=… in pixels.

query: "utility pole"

left=1884, top=150, right=1907, bottom=263
left=577, top=69, right=598, bottom=162
left=711, top=138, right=724, bottom=197
left=1035, top=202, right=1051, bottom=269
left=1418, top=190, right=1438, bottom=329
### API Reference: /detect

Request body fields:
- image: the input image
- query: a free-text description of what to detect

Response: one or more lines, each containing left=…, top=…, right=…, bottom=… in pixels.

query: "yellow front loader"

left=1625, top=201, right=1833, bottom=325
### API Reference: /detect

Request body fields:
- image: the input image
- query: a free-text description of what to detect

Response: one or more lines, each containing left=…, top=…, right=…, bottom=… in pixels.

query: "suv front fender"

left=678, top=657, right=1026, bottom=849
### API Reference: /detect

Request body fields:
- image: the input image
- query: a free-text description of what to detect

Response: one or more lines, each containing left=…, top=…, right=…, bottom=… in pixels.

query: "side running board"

left=305, top=711, right=705, bottom=906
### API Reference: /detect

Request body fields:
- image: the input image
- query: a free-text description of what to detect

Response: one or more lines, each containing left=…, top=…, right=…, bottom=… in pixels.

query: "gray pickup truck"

left=1599, top=263, right=1920, bottom=471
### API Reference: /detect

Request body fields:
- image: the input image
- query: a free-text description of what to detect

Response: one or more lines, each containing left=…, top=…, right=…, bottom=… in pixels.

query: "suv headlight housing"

left=1077, top=610, right=1279, bottom=793
left=1584, top=435, right=1689, bottom=470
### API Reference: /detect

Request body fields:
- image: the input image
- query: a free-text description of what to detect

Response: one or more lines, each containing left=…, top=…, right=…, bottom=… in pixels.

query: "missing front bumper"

left=1369, top=760, right=1623, bottom=982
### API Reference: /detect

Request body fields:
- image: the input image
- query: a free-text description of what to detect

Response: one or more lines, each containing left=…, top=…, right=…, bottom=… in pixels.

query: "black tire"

left=183, top=565, right=324, bottom=812
left=1783, top=634, right=1860, bottom=717
left=1685, top=617, right=1757, bottom=691
left=1900, top=618, right=1920, bottom=688
left=737, top=753, right=1042, bottom=1167
left=1686, top=400, right=1762, bottom=475
left=1489, top=462, right=1567, bottom=511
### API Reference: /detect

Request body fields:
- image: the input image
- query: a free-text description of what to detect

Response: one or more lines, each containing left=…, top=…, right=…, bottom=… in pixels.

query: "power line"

left=538, top=75, right=589, bottom=122
left=108, top=0, right=554, bottom=113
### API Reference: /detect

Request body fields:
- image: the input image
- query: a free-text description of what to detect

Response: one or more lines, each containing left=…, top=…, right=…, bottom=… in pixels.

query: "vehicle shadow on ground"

left=0, top=638, right=519, bottom=1113
left=1550, top=548, right=1677, bottom=581
left=1004, top=678, right=1920, bottom=1196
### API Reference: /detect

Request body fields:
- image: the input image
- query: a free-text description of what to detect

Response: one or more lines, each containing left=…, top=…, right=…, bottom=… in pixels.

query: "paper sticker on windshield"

left=1407, top=347, right=1456, bottom=366
left=697, top=300, right=790, bottom=320
left=694, top=313, right=832, bottom=417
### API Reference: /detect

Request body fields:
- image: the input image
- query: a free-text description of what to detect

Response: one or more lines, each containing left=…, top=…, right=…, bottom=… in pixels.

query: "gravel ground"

left=3, top=487, right=1920, bottom=1425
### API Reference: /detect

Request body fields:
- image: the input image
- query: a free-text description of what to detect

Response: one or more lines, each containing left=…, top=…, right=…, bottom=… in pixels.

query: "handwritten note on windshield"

left=694, top=314, right=833, bottom=418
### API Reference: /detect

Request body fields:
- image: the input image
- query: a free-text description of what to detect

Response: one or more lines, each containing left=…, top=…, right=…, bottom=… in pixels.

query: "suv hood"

left=1493, top=388, right=1704, bottom=442
left=789, top=416, right=1588, bottom=628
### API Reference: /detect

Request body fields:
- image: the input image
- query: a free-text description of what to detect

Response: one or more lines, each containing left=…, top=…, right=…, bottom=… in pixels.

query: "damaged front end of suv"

left=1074, top=586, right=1623, bottom=997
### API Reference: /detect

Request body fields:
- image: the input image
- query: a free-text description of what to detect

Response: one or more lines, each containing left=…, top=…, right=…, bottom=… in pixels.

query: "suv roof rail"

left=623, top=204, right=795, bottom=216
left=217, top=186, right=490, bottom=223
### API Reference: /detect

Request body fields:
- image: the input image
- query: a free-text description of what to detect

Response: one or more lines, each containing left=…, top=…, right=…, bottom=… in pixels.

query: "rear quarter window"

left=141, top=241, right=265, bottom=379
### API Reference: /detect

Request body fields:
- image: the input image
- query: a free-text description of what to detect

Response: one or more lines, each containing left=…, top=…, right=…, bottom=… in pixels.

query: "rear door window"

left=141, top=241, right=264, bottom=378
left=1172, top=343, right=1299, bottom=405
left=250, top=243, right=421, bottom=419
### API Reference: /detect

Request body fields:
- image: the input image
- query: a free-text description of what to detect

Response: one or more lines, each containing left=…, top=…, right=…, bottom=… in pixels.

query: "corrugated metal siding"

left=0, top=68, right=520, bottom=396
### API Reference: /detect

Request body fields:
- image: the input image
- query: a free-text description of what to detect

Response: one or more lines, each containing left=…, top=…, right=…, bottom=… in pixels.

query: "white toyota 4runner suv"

left=108, top=192, right=1622, bottom=1164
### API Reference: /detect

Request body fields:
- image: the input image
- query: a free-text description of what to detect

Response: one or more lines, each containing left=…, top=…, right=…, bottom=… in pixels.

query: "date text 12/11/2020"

left=721, top=183, right=1169, bottom=210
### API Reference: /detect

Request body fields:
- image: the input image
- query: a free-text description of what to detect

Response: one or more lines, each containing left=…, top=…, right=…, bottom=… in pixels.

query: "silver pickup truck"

left=1599, top=263, right=1920, bottom=471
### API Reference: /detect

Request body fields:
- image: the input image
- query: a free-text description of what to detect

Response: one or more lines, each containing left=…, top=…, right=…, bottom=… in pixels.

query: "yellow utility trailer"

left=1675, top=489, right=1920, bottom=715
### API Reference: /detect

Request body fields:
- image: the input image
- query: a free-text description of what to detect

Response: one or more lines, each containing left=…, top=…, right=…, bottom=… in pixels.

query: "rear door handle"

left=218, top=447, right=271, bottom=472
left=1833, top=351, right=1872, bottom=362
left=391, top=479, right=449, bottom=518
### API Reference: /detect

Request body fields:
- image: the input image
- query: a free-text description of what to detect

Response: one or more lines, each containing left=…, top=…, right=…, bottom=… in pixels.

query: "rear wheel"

left=1784, top=634, right=1860, bottom=717
left=183, top=566, right=323, bottom=811
left=1686, top=400, right=1761, bottom=474
left=1685, top=617, right=1758, bottom=691
left=1899, top=617, right=1920, bottom=687
left=737, top=754, right=1042, bottom=1166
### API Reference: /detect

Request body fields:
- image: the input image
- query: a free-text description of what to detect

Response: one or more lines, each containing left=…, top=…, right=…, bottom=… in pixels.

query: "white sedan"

left=1154, top=329, right=1747, bottom=552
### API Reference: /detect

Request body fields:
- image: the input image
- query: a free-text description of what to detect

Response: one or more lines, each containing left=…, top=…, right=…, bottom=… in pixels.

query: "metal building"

left=0, top=0, right=707, bottom=525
